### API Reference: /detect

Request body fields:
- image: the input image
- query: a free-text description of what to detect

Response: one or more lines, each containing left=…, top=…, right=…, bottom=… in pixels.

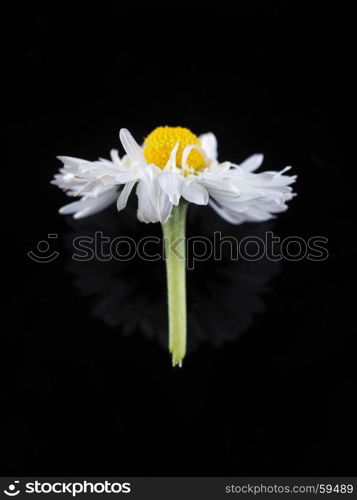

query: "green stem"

left=162, top=202, right=188, bottom=367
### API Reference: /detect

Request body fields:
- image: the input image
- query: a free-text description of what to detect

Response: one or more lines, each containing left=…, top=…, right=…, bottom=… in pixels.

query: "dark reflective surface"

left=64, top=205, right=279, bottom=354
left=3, top=6, right=356, bottom=476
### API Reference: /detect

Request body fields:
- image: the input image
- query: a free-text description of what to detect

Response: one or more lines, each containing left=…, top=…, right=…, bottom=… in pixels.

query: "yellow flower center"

left=143, top=126, right=206, bottom=171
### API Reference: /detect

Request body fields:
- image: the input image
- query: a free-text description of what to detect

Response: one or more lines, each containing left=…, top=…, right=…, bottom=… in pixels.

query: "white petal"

left=116, top=181, right=136, bottom=211
left=182, top=144, right=207, bottom=170
left=136, top=167, right=174, bottom=223
left=119, top=128, right=146, bottom=165
left=112, top=171, right=142, bottom=184
left=73, top=197, right=115, bottom=219
left=164, top=142, right=179, bottom=170
left=110, top=149, right=121, bottom=166
left=136, top=173, right=159, bottom=223
left=239, top=154, right=264, bottom=172
left=158, top=191, right=173, bottom=223
left=199, top=133, right=218, bottom=160
left=182, top=181, right=209, bottom=205
left=59, top=188, right=118, bottom=219
left=208, top=199, right=246, bottom=224
left=56, top=156, right=89, bottom=167
left=59, top=200, right=89, bottom=215
left=241, top=206, right=275, bottom=222
left=157, top=171, right=182, bottom=205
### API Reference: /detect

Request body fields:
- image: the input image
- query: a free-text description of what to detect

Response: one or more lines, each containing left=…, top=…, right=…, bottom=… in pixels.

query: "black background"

left=2, top=4, right=356, bottom=476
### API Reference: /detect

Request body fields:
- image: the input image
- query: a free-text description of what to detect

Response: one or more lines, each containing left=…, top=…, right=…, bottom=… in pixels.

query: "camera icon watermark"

left=27, top=234, right=59, bottom=263
left=3, top=480, right=20, bottom=496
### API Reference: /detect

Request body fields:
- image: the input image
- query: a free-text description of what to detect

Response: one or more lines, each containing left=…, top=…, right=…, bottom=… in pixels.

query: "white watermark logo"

left=3, top=480, right=131, bottom=497
left=4, top=481, right=20, bottom=497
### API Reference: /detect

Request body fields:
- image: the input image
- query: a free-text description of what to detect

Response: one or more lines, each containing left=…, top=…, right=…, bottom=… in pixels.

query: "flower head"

left=52, top=126, right=296, bottom=225
left=52, top=126, right=297, bottom=367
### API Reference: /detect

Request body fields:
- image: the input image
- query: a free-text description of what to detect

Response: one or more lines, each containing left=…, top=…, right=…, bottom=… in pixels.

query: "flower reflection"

left=63, top=201, right=280, bottom=354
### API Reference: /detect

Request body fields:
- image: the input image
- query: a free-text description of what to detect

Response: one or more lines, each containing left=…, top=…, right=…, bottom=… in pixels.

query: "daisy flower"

left=53, top=126, right=296, bottom=366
